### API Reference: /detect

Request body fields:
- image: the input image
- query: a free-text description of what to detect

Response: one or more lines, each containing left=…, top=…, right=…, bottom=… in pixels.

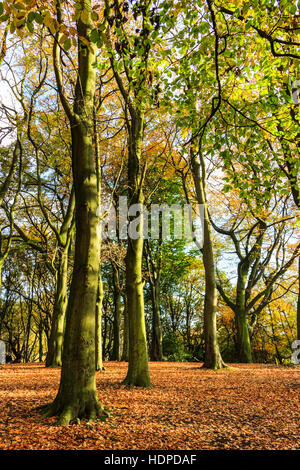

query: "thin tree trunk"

left=39, top=323, right=43, bottom=362
left=112, top=264, right=121, bottom=361
left=235, top=265, right=253, bottom=363
left=46, top=245, right=69, bottom=367
left=121, top=295, right=129, bottom=361
left=150, top=281, right=163, bottom=361
left=95, top=271, right=104, bottom=371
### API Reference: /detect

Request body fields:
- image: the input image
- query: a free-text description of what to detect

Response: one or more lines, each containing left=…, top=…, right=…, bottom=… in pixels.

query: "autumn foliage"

left=0, top=361, right=299, bottom=450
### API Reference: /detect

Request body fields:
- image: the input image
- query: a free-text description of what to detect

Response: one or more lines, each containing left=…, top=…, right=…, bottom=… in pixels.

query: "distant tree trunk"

left=46, top=245, right=69, bottom=367
left=121, top=295, right=129, bottom=361
left=185, top=303, right=192, bottom=354
left=150, top=280, right=163, bottom=361
left=235, top=266, right=252, bottom=363
left=102, top=301, right=108, bottom=360
left=122, top=109, right=150, bottom=387
left=235, top=310, right=252, bottom=363
left=95, top=271, right=104, bottom=371
left=111, top=264, right=121, bottom=361
left=39, top=323, right=44, bottom=362
left=190, top=150, right=225, bottom=369
left=24, top=280, right=34, bottom=363
left=124, top=230, right=150, bottom=385
left=41, top=1, right=105, bottom=424
left=0, top=262, right=2, bottom=293
left=297, top=257, right=300, bottom=341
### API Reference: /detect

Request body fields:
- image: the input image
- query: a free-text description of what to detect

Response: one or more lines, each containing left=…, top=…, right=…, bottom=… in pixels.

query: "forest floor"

left=0, top=361, right=299, bottom=450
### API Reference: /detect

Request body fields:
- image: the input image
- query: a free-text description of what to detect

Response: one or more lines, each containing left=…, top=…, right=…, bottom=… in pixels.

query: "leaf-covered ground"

left=0, top=362, right=299, bottom=450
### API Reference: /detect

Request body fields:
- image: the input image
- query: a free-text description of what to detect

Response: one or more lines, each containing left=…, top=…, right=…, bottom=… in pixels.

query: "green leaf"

left=223, top=184, right=232, bottom=193
left=26, top=19, right=34, bottom=33
left=27, top=11, right=35, bottom=23
left=63, top=38, right=72, bottom=51
left=0, top=13, right=9, bottom=22
left=90, top=28, right=100, bottom=43
left=90, top=28, right=103, bottom=48
left=34, top=13, right=43, bottom=24
left=0, top=3, right=3, bottom=16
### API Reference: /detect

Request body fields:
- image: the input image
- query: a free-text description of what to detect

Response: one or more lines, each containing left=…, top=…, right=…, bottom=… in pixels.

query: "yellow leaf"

left=80, top=9, right=89, bottom=24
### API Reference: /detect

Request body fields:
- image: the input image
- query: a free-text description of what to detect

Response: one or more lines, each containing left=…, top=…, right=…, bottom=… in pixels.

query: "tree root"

left=38, top=396, right=110, bottom=426
left=201, top=358, right=228, bottom=370
left=122, top=376, right=151, bottom=388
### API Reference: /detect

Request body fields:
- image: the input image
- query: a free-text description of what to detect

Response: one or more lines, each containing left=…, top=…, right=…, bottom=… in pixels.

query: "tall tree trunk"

left=46, top=245, right=69, bottom=367
left=123, top=112, right=150, bottom=387
left=190, top=151, right=225, bottom=369
left=41, top=1, right=105, bottom=424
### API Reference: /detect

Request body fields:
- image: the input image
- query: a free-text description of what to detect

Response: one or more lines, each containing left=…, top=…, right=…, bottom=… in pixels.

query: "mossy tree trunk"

left=190, top=150, right=226, bottom=370
left=42, top=0, right=105, bottom=424
left=123, top=111, right=150, bottom=387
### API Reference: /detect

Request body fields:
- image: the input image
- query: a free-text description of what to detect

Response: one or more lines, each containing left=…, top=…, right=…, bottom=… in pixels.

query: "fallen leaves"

left=0, top=362, right=299, bottom=450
